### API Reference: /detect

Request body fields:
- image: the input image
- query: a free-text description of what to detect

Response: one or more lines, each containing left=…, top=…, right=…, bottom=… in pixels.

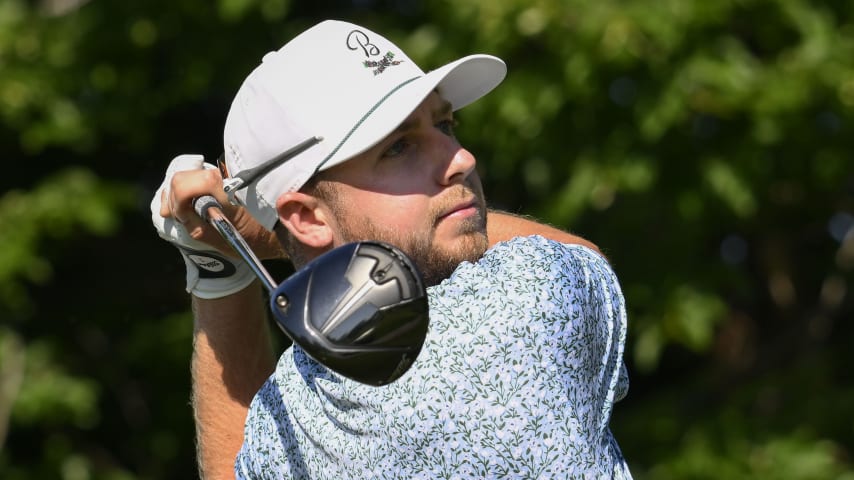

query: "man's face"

left=318, top=92, right=488, bottom=286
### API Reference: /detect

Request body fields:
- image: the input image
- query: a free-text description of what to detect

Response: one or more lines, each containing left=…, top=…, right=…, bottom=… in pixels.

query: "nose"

left=437, top=138, right=477, bottom=186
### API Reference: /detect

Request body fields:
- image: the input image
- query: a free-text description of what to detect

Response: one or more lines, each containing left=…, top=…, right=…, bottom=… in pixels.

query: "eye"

left=437, top=118, right=458, bottom=136
left=382, top=138, right=410, bottom=158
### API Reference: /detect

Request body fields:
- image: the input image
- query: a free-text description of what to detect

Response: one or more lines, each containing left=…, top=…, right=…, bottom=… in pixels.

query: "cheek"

left=343, top=192, right=432, bottom=232
left=381, top=199, right=432, bottom=232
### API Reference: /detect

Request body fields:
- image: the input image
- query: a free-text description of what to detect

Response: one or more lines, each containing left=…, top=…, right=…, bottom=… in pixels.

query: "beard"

left=330, top=184, right=489, bottom=287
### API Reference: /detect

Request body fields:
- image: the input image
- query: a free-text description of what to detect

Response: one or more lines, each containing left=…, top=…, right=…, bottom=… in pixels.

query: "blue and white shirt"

left=236, top=235, right=632, bottom=479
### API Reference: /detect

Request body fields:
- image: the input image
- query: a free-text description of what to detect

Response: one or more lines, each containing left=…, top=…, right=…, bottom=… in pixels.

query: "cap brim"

left=320, top=54, right=506, bottom=171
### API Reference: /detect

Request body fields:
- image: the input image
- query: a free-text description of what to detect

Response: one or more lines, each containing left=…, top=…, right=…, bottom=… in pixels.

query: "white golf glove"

left=151, top=154, right=256, bottom=299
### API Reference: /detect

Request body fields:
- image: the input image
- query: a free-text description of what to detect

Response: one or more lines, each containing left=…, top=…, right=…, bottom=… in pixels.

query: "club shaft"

left=194, top=195, right=277, bottom=294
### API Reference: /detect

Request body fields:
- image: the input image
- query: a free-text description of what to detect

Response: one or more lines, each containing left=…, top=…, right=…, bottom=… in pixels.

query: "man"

left=152, top=20, right=631, bottom=479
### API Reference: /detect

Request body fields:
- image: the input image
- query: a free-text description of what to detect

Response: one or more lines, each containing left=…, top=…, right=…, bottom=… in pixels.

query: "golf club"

left=194, top=195, right=429, bottom=386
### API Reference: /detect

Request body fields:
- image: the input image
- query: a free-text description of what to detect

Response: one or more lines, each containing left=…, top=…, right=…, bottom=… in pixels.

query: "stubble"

left=324, top=183, right=489, bottom=287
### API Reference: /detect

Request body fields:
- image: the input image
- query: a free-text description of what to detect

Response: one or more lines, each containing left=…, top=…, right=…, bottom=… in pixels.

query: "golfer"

left=153, top=19, right=632, bottom=479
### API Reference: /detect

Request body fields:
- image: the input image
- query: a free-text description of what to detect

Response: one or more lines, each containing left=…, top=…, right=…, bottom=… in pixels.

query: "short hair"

left=273, top=171, right=340, bottom=268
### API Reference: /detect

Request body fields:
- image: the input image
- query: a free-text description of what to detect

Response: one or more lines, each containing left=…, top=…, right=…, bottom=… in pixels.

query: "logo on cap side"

left=346, top=29, right=404, bottom=76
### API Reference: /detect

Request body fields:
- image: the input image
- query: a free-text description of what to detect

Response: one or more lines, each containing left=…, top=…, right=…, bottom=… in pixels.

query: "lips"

left=434, top=181, right=486, bottom=225
left=438, top=198, right=479, bottom=221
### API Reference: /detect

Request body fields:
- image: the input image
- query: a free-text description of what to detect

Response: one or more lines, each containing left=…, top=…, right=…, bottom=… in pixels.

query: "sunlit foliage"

left=0, top=0, right=851, bottom=478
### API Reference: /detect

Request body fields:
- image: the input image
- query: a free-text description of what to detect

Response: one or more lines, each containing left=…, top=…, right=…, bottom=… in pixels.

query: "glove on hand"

left=151, top=154, right=256, bottom=299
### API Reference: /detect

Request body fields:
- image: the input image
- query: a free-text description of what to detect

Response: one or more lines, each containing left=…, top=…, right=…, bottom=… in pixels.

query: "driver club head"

left=270, top=241, right=429, bottom=386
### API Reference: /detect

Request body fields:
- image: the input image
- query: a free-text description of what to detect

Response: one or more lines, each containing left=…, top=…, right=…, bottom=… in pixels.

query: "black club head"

left=270, top=241, right=429, bottom=386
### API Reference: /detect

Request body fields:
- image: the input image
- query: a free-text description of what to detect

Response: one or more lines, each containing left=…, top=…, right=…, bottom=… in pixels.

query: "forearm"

left=191, top=281, right=276, bottom=479
left=486, top=209, right=603, bottom=255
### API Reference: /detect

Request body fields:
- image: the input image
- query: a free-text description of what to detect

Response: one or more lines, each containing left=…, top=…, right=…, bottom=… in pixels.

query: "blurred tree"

left=0, top=0, right=851, bottom=478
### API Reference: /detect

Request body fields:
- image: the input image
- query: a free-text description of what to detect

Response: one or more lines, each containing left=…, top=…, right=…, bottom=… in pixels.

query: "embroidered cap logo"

left=346, top=29, right=404, bottom=76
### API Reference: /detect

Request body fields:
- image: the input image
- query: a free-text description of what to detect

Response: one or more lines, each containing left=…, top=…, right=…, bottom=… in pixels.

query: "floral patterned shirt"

left=236, top=236, right=632, bottom=479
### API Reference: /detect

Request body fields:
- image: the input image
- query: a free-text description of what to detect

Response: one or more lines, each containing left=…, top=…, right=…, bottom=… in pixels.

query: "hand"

left=151, top=154, right=283, bottom=298
left=157, top=155, right=283, bottom=259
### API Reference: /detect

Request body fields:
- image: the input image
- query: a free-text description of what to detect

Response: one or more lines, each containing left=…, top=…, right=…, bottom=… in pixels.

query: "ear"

left=276, top=192, right=335, bottom=249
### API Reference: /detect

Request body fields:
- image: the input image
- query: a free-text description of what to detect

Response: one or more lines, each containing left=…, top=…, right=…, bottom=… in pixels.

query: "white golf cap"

left=223, top=19, right=507, bottom=230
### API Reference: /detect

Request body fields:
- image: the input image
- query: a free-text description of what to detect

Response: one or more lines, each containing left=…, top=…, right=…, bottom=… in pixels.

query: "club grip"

left=194, top=195, right=221, bottom=221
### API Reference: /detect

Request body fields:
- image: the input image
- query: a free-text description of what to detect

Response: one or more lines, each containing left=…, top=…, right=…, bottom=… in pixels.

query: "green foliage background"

left=1, top=0, right=852, bottom=478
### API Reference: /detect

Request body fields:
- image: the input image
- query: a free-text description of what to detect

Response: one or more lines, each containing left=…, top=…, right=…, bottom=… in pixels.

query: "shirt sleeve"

left=233, top=374, right=297, bottom=480
left=233, top=386, right=268, bottom=480
left=545, top=239, right=629, bottom=443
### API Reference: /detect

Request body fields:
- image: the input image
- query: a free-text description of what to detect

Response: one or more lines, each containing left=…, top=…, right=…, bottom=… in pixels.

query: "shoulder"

left=479, top=234, right=612, bottom=279
left=429, top=235, right=618, bottom=309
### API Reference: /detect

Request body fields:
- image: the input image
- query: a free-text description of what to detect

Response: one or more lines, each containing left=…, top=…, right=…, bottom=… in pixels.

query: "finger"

left=162, top=188, right=185, bottom=224
left=168, top=168, right=225, bottom=222
left=157, top=154, right=208, bottom=218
